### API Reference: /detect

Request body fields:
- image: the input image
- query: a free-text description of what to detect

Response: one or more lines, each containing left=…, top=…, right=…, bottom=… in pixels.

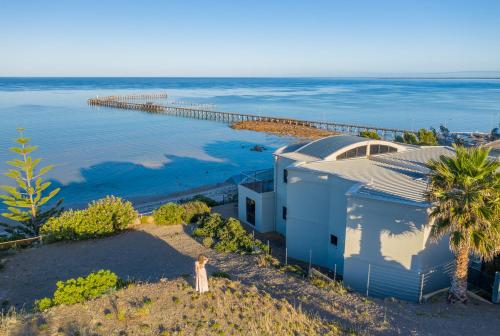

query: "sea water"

left=0, top=77, right=498, bottom=208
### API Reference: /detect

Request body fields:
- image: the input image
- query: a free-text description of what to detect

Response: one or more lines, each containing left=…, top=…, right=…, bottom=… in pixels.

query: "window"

left=330, top=234, right=338, bottom=246
left=282, top=206, right=287, bottom=220
left=336, top=145, right=368, bottom=160
left=370, top=144, right=398, bottom=156
left=283, top=169, right=288, bottom=183
left=246, top=197, right=255, bottom=225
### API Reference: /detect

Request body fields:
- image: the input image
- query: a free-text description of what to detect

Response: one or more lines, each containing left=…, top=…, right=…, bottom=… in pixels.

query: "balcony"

left=239, top=168, right=274, bottom=193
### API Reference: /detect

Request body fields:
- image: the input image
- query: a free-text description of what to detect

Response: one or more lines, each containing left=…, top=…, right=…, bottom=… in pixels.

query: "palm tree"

left=427, top=145, right=499, bottom=303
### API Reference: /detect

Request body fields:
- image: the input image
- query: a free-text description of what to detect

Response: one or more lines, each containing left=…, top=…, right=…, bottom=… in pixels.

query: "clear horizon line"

left=1, top=73, right=500, bottom=79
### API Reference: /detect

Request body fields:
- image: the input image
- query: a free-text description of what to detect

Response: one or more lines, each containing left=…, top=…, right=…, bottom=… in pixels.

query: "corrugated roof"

left=289, top=146, right=454, bottom=204
left=295, top=135, right=367, bottom=159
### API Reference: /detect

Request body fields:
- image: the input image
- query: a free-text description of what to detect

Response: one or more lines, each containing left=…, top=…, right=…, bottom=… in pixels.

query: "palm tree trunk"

left=449, top=245, right=469, bottom=303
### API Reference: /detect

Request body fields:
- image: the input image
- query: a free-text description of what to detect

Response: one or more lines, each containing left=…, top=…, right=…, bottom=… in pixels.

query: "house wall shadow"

left=14, top=140, right=278, bottom=211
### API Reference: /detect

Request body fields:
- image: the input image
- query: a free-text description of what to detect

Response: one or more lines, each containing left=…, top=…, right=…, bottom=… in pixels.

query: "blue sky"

left=1, top=0, right=500, bottom=76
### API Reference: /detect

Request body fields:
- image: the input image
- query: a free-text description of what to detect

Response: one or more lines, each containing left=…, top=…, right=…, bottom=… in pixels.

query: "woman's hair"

left=197, top=254, right=208, bottom=265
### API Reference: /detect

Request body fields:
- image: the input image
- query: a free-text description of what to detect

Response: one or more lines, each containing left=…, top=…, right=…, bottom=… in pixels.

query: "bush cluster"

left=181, top=201, right=211, bottom=223
left=152, top=203, right=186, bottom=225
left=152, top=201, right=211, bottom=225
left=193, top=213, right=267, bottom=254
left=190, top=194, right=219, bottom=207
left=40, top=196, right=138, bottom=242
left=395, top=129, right=438, bottom=146
left=359, top=130, right=381, bottom=140
left=35, top=270, right=120, bottom=312
left=211, top=271, right=231, bottom=279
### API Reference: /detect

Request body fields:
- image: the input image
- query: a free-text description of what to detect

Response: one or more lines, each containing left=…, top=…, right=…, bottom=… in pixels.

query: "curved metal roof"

left=295, top=135, right=367, bottom=159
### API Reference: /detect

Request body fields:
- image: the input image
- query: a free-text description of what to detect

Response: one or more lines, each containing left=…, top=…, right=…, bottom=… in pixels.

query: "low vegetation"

left=395, top=128, right=438, bottom=146
left=310, top=276, right=348, bottom=295
left=231, top=120, right=338, bottom=139
left=152, top=200, right=211, bottom=225
left=359, top=130, right=381, bottom=140
left=181, top=200, right=211, bottom=223
left=193, top=213, right=268, bottom=254
left=152, top=202, right=186, bottom=225
left=2, top=278, right=338, bottom=336
left=40, top=196, right=137, bottom=242
left=187, top=194, right=219, bottom=207
left=35, top=270, right=122, bottom=312
left=256, top=253, right=308, bottom=277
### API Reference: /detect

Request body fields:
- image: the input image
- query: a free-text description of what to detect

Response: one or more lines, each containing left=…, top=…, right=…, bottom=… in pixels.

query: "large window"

left=370, top=144, right=397, bottom=155
left=246, top=197, right=255, bottom=225
left=336, top=145, right=368, bottom=160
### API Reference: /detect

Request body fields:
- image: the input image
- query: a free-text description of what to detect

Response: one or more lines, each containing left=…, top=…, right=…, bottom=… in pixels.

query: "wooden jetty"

left=88, top=94, right=414, bottom=138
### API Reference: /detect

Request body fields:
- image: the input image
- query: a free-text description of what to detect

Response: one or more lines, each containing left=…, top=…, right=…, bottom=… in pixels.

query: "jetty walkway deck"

left=88, top=93, right=413, bottom=137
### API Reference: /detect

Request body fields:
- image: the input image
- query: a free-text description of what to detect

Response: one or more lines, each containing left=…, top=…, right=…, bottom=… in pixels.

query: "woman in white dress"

left=195, top=254, right=209, bottom=293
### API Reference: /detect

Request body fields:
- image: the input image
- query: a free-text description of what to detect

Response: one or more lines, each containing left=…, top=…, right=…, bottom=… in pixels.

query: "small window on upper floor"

left=330, top=234, right=338, bottom=246
left=282, top=206, right=287, bottom=220
left=283, top=169, right=288, bottom=183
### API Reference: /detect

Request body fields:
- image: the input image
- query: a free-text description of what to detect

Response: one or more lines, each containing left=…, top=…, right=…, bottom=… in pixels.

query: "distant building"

left=238, top=135, right=455, bottom=301
left=484, top=139, right=500, bottom=159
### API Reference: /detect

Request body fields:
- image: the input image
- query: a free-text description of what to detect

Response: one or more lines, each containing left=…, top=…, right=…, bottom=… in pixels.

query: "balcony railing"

left=239, top=168, right=274, bottom=193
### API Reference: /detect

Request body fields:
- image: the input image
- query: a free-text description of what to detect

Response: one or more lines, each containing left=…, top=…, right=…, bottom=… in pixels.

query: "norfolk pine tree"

left=0, top=128, right=62, bottom=236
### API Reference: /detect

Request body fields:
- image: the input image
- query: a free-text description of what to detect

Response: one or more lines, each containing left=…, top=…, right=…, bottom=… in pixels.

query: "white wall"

left=274, top=156, right=296, bottom=235
left=284, top=168, right=361, bottom=273
left=286, top=169, right=330, bottom=268
left=237, top=185, right=275, bottom=233
left=343, top=194, right=454, bottom=300
left=326, top=176, right=357, bottom=275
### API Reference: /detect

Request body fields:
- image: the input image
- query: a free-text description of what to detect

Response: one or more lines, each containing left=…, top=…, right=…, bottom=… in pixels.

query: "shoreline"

left=131, top=181, right=238, bottom=214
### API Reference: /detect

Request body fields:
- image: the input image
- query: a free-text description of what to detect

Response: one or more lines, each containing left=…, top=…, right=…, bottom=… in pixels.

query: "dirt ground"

left=231, top=120, right=338, bottom=139
left=1, top=224, right=499, bottom=335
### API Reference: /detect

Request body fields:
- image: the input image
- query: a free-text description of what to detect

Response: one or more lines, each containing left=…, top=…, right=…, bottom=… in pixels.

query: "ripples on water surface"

left=0, top=77, right=498, bottom=208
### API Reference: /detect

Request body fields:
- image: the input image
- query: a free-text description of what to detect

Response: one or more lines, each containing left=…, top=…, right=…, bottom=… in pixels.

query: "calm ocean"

left=0, top=77, right=499, bottom=208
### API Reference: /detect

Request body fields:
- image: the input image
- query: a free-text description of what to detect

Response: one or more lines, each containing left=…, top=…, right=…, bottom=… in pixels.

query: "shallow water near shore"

left=0, top=77, right=499, bottom=209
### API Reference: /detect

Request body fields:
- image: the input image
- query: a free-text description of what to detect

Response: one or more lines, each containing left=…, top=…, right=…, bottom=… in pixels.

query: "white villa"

left=238, top=135, right=455, bottom=301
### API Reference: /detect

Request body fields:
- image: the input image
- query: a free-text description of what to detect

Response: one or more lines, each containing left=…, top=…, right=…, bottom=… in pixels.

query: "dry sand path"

left=1, top=224, right=498, bottom=335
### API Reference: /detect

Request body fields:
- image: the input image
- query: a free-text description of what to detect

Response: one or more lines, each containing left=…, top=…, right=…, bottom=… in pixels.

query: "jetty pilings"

left=87, top=93, right=413, bottom=138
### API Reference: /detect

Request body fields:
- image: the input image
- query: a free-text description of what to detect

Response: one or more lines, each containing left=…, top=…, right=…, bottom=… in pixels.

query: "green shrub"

left=34, top=297, right=54, bottom=312
left=403, top=132, right=418, bottom=145
left=214, top=218, right=255, bottom=253
left=396, top=129, right=437, bottom=146
left=359, top=130, right=381, bottom=140
left=257, top=253, right=280, bottom=268
left=85, top=196, right=137, bottom=232
left=211, top=271, right=231, bottom=279
left=40, top=196, right=137, bottom=242
left=194, top=213, right=224, bottom=238
left=202, top=236, right=214, bottom=248
left=34, top=270, right=120, bottom=311
left=280, top=264, right=306, bottom=277
left=191, top=195, right=218, bottom=207
left=40, top=209, right=85, bottom=241
left=310, top=277, right=347, bottom=294
left=416, top=128, right=438, bottom=145
left=152, top=203, right=186, bottom=225
left=194, top=214, right=264, bottom=254
left=181, top=201, right=211, bottom=223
